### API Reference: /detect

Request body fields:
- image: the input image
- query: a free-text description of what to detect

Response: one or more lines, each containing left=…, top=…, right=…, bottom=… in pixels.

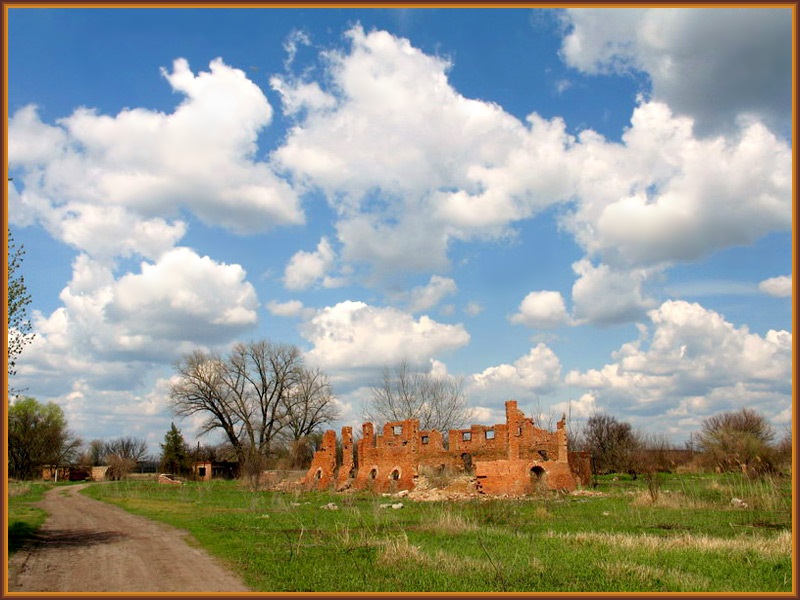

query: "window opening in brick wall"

left=421, top=435, right=429, bottom=444
left=462, top=431, right=472, bottom=441
left=392, top=425, right=403, bottom=436
left=390, top=469, right=400, bottom=480
left=485, top=430, right=495, bottom=440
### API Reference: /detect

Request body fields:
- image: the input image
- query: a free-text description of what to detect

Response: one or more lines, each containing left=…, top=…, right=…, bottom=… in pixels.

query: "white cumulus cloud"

left=284, top=237, right=339, bottom=290
left=759, top=275, right=791, bottom=298
left=8, top=57, right=303, bottom=263
left=565, top=101, right=791, bottom=269
left=266, top=299, right=315, bottom=319
left=571, top=259, right=656, bottom=325
left=565, top=299, right=792, bottom=434
left=404, top=275, right=458, bottom=314
left=269, top=27, right=790, bottom=323
left=471, top=343, right=562, bottom=395
left=106, top=247, right=259, bottom=344
left=301, top=301, right=470, bottom=371
left=13, top=248, right=259, bottom=400
left=510, top=290, right=570, bottom=329
left=272, top=25, right=574, bottom=276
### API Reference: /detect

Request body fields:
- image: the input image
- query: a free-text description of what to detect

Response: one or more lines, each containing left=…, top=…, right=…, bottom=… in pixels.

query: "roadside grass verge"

left=82, top=472, right=792, bottom=592
left=7, top=481, right=51, bottom=555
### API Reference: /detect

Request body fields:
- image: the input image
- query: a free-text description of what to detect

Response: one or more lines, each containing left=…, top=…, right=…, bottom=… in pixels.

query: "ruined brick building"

left=304, top=400, right=591, bottom=495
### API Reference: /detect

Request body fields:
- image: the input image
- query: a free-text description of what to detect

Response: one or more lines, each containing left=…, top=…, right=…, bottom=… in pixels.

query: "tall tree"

left=366, top=359, right=473, bottom=431
left=8, top=397, right=81, bottom=480
left=7, top=228, right=35, bottom=385
left=169, top=340, right=337, bottom=461
left=160, top=423, right=190, bottom=475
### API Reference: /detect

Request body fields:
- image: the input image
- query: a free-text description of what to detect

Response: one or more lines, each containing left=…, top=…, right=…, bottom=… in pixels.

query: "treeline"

left=7, top=396, right=328, bottom=482
left=571, top=408, right=791, bottom=479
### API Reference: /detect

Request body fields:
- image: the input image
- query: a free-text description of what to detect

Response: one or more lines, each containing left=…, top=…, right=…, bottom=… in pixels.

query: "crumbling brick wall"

left=305, top=400, right=586, bottom=495
left=303, top=429, right=338, bottom=489
left=353, top=420, right=419, bottom=492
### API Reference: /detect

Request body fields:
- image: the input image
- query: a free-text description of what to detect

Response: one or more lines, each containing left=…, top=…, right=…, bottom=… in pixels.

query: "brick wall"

left=305, top=400, right=583, bottom=495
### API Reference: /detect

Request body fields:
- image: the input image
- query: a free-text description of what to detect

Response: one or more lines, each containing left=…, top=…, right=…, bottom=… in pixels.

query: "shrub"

left=696, top=408, right=776, bottom=475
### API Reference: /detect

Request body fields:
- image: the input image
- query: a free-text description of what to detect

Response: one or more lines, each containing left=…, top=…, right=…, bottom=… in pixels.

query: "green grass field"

left=75, top=472, right=792, bottom=592
left=7, top=481, right=51, bottom=555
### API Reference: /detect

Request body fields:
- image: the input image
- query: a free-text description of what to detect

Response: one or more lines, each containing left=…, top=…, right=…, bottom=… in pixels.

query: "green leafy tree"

left=8, top=397, right=81, bottom=480
left=160, top=423, right=190, bottom=475
left=8, top=228, right=35, bottom=387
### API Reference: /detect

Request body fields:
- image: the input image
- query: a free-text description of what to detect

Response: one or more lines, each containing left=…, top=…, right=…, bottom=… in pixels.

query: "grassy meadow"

left=71, top=472, right=793, bottom=593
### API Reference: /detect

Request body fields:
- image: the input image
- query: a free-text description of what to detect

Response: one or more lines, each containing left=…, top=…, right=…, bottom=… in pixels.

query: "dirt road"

left=7, top=484, right=251, bottom=592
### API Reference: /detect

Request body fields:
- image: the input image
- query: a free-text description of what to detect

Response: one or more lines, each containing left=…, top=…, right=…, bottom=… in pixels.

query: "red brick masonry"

left=305, top=400, right=591, bottom=495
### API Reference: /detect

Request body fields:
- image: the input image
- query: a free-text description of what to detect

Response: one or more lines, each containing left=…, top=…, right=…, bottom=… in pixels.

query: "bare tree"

left=169, top=340, right=336, bottom=462
left=282, top=367, right=339, bottom=441
left=169, top=350, right=242, bottom=454
left=581, top=412, right=641, bottom=475
left=78, top=439, right=107, bottom=469
left=101, top=437, right=149, bottom=479
left=366, top=359, right=473, bottom=431
left=104, top=437, right=149, bottom=463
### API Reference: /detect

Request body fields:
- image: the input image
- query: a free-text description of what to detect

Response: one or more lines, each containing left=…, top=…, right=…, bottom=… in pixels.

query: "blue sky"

left=6, top=7, right=793, bottom=455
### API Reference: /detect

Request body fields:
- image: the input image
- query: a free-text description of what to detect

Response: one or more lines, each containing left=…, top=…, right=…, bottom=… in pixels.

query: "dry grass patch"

left=8, top=482, right=33, bottom=497
left=333, top=523, right=381, bottom=550
left=629, top=490, right=715, bottom=509
left=377, top=532, right=496, bottom=577
left=532, top=506, right=552, bottom=520
left=419, top=508, right=479, bottom=534
left=546, top=530, right=790, bottom=559
left=377, top=532, right=427, bottom=565
left=600, top=560, right=711, bottom=591
left=431, top=549, right=494, bottom=575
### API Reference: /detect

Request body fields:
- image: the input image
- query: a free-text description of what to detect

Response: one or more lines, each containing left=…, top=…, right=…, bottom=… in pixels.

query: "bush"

left=696, top=408, right=777, bottom=475
left=105, top=455, right=136, bottom=480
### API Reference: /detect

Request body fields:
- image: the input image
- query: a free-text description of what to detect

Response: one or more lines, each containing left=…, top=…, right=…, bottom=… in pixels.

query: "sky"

left=6, top=7, right=794, bottom=457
